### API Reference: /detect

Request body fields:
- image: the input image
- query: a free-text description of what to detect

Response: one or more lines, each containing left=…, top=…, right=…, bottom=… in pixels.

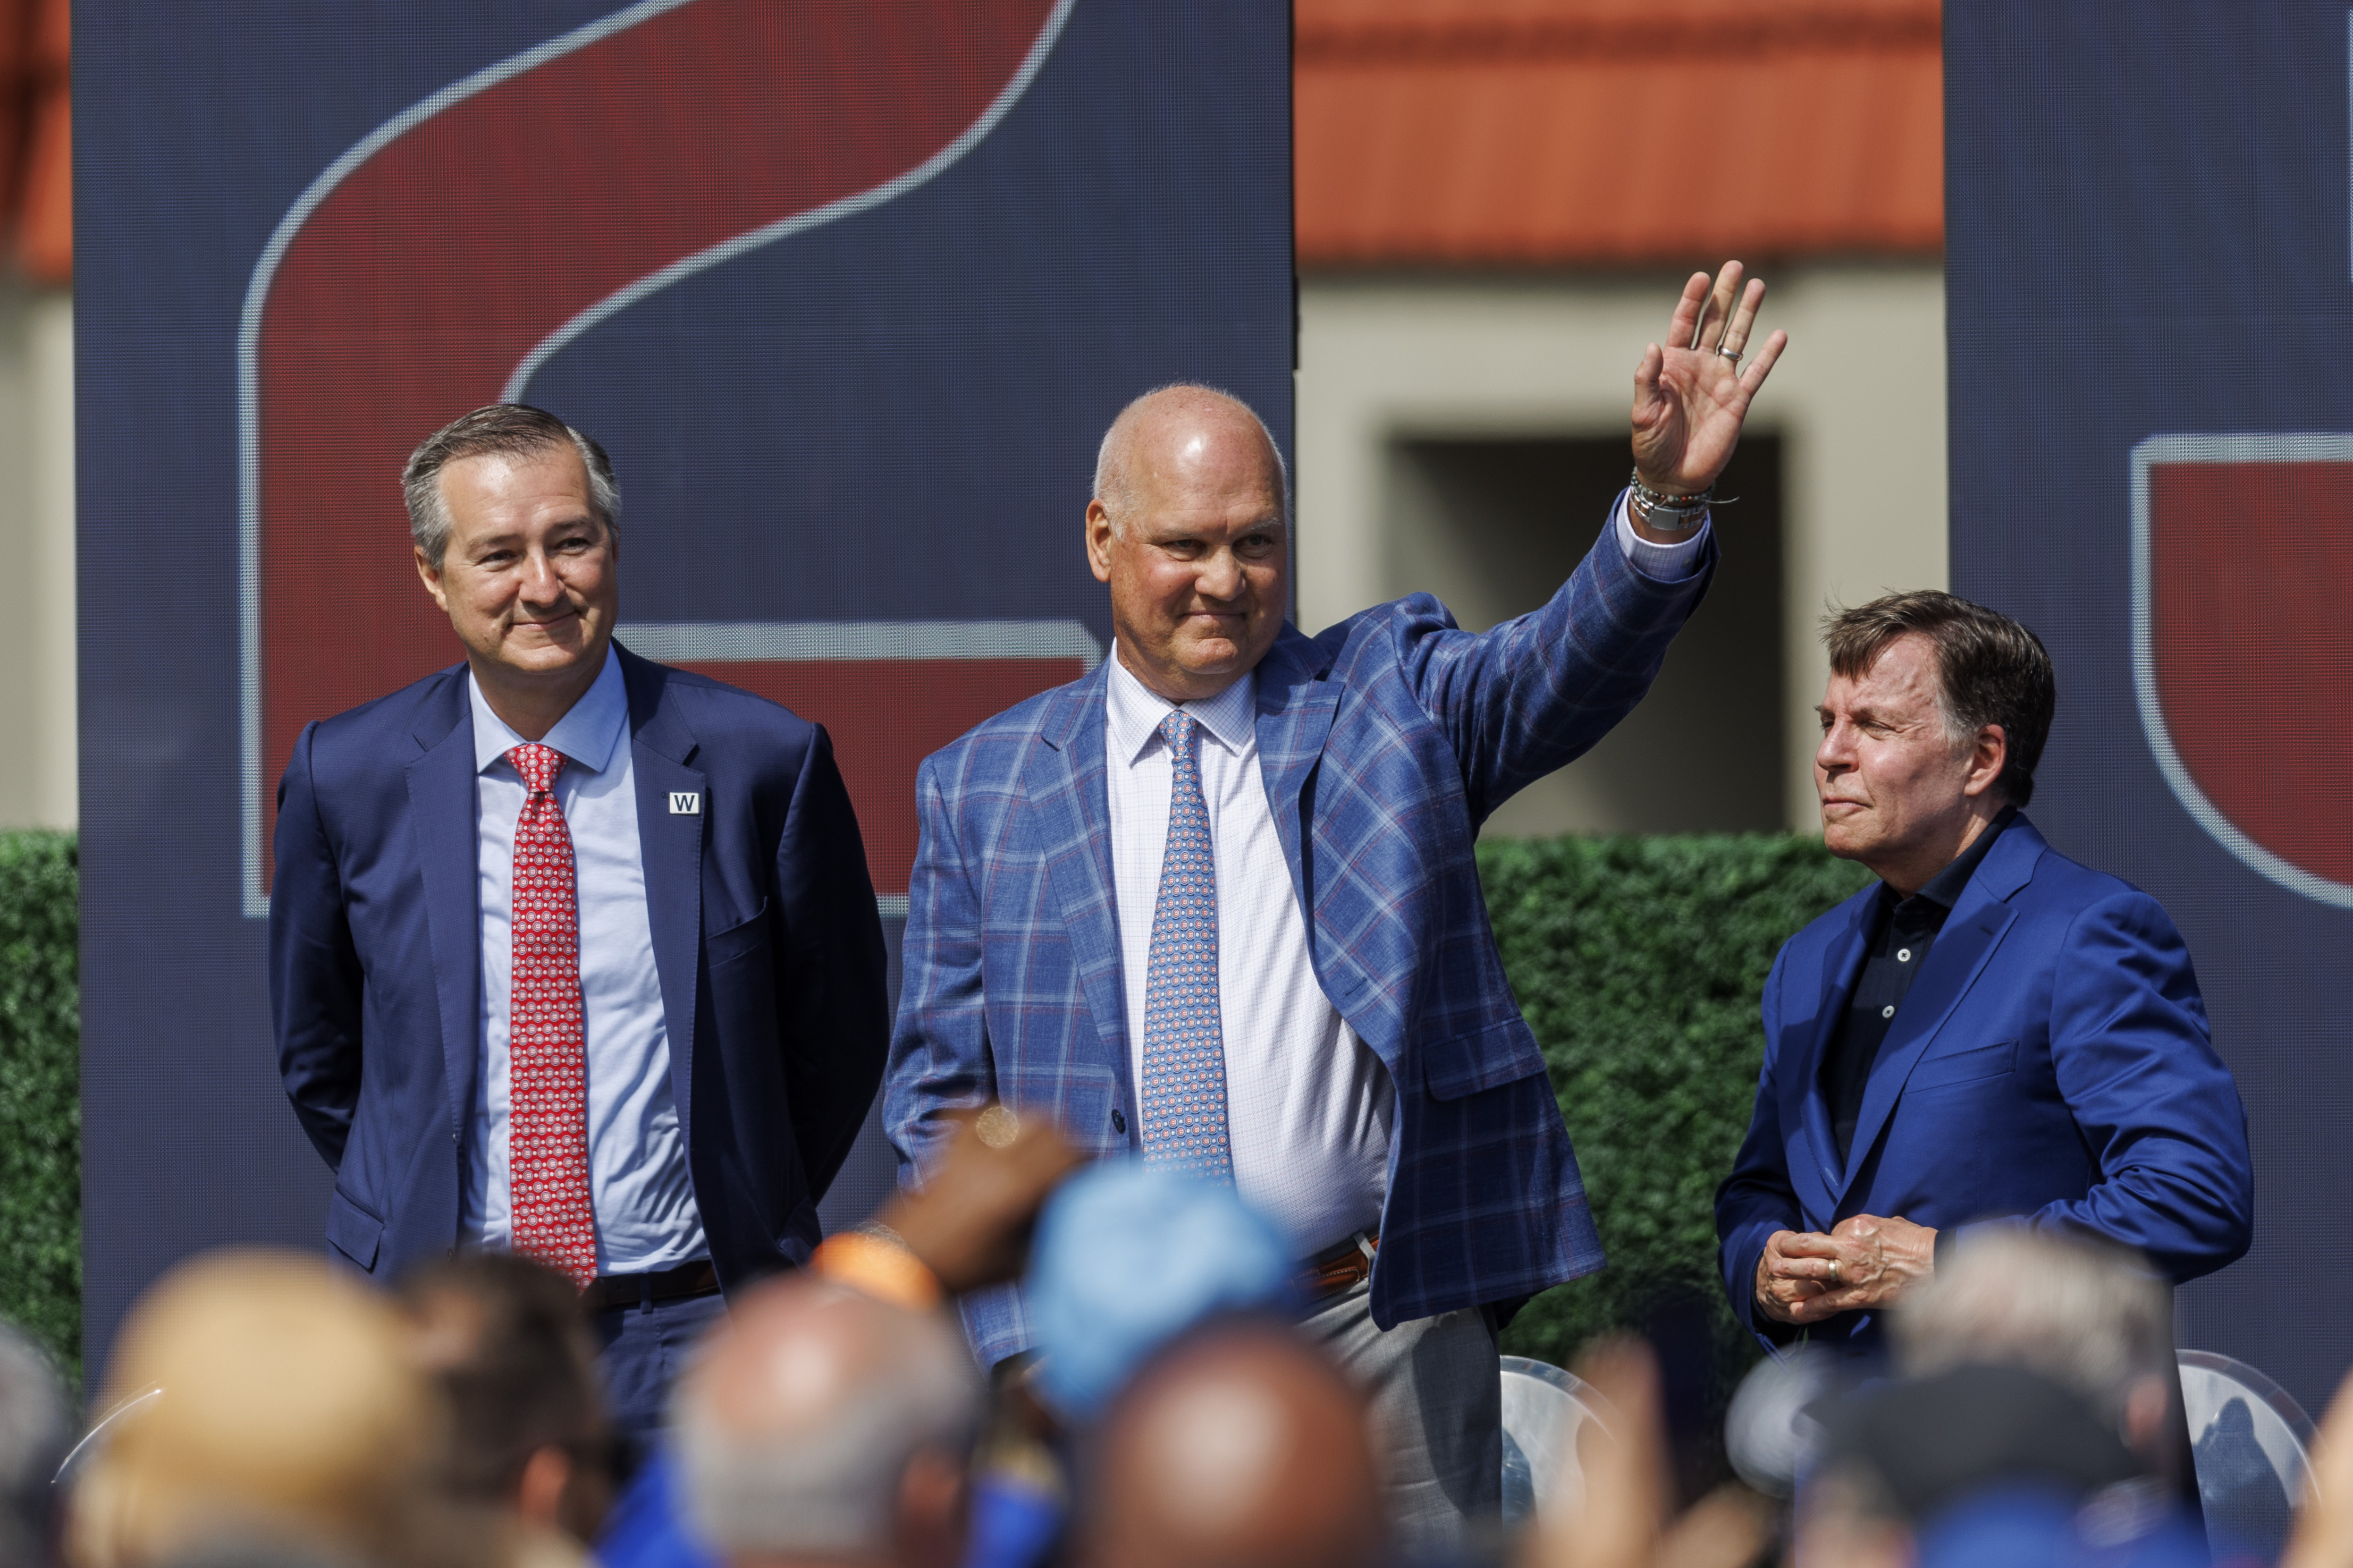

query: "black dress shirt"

left=1820, top=808, right=2018, bottom=1165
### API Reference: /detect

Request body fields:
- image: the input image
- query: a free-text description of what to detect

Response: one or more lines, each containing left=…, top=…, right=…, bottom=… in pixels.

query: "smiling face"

left=414, top=442, right=618, bottom=707
left=1816, top=632, right=2007, bottom=891
left=1086, top=394, right=1287, bottom=703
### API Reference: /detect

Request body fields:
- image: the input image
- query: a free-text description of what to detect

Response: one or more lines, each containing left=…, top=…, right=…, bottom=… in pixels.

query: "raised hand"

left=1630, top=261, right=1787, bottom=497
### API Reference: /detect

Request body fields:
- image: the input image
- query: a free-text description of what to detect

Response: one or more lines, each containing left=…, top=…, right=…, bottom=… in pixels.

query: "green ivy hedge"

left=0, top=830, right=77, bottom=1384
left=1483, top=834, right=1870, bottom=1388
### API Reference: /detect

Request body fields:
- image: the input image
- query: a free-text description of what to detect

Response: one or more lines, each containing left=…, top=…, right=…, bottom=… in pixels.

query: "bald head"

left=1083, top=1322, right=1386, bottom=1568
left=1093, top=385, right=1286, bottom=536
left=1085, top=386, right=1289, bottom=704
left=72, top=1251, right=441, bottom=1568
left=674, top=1278, right=981, bottom=1568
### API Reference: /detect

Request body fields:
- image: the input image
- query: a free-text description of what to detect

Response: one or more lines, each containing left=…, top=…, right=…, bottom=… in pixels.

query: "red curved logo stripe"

left=244, top=0, right=1064, bottom=906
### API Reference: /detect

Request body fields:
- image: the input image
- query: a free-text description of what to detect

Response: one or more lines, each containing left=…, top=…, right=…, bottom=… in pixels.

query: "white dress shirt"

left=1101, top=495, right=1706, bottom=1256
left=462, top=647, right=706, bottom=1273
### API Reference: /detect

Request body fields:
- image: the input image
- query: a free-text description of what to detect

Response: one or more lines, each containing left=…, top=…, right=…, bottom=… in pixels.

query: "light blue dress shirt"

left=461, top=647, right=707, bottom=1274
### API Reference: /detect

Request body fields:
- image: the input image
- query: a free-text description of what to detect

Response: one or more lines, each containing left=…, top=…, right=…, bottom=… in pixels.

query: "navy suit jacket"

left=269, top=642, right=889, bottom=1290
left=888, top=520, right=1714, bottom=1364
left=1715, top=817, right=2254, bottom=1354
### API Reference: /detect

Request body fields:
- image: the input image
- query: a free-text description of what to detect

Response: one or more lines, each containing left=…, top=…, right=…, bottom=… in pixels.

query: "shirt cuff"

left=1613, top=488, right=1710, bottom=581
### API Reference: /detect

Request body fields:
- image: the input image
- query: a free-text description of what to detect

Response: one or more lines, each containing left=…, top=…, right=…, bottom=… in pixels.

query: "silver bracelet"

left=1628, top=475, right=1710, bottom=535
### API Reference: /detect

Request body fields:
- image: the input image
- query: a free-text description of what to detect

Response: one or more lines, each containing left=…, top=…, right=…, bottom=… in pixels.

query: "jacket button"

left=1112, top=1108, right=1127, bottom=1134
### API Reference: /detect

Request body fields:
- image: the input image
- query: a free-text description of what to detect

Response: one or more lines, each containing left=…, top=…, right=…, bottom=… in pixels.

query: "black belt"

left=579, top=1259, right=721, bottom=1315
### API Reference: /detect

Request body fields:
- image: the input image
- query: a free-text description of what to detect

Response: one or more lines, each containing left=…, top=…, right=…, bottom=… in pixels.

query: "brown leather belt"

left=1295, top=1232, right=1378, bottom=1305
left=579, top=1259, right=721, bottom=1315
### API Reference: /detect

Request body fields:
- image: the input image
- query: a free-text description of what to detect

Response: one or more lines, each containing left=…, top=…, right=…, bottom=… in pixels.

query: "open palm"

left=1630, top=262, right=1787, bottom=495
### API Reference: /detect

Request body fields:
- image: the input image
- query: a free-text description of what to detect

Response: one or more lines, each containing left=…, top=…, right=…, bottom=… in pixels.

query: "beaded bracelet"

left=1628, top=468, right=1712, bottom=534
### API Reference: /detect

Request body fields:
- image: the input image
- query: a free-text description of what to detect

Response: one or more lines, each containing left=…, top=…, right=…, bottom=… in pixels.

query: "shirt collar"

left=469, top=644, right=629, bottom=777
left=1897, top=804, right=2020, bottom=915
left=1104, top=647, right=1258, bottom=765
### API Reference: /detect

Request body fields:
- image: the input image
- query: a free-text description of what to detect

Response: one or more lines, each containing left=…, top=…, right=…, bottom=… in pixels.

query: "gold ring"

left=1828, top=1259, right=1841, bottom=1286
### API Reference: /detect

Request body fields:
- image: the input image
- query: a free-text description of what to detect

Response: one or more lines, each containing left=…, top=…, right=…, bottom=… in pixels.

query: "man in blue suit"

left=886, top=264, right=1789, bottom=1546
left=1716, top=591, right=2254, bottom=1355
left=271, top=405, right=888, bottom=1444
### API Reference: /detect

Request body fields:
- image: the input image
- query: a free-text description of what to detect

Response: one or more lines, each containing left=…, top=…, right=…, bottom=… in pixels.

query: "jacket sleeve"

left=1393, top=506, right=1716, bottom=824
left=883, top=752, right=997, bottom=1188
left=1715, top=951, right=1807, bottom=1346
left=1972, top=890, right=2255, bottom=1283
left=269, top=722, right=365, bottom=1170
left=772, top=724, right=891, bottom=1202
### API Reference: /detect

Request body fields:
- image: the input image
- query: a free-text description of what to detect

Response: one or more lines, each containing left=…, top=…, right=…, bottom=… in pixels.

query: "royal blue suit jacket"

left=1715, top=817, right=2254, bottom=1354
left=269, top=642, right=889, bottom=1290
left=885, top=521, right=1715, bottom=1366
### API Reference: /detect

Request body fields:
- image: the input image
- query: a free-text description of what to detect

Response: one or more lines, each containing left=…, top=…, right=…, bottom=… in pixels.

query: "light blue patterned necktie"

left=1137, top=709, right=1234, bottom=1182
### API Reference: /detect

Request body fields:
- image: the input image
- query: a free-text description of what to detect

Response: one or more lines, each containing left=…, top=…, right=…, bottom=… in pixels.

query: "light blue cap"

left=1025, top=1160, right=1297, bottom=1421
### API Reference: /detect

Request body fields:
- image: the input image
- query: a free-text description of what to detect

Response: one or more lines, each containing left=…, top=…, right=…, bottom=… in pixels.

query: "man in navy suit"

left=271, top=404, right=888, bottom=1443
left=1716, top=591, right=2254, bottom=1355
left=888, top=264, right=1789, bottom=1546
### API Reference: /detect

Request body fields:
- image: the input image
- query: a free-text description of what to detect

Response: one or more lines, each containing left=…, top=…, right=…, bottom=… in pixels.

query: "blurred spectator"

left=1520, top=1338, right=1767, bottom=1568
left=1023, top=1163, right=1293, bottom=1423
left=1894, top=1228, right=2181, bottom=1479
left=66, top=1250, right=487, bottom=1568
left=2282, top=1366, right=2353, bottom=1568
left=671, top=1278, right=981, bottom=1568
left=1078, top=1319, right=1387, bottom=1568
left=401, top=1253, right=617, bottom=1554
left=1789, top=1232, right=2213, bottom=1567
left=601, top=1108, right=1078, bottom=1568
left=0, top=1322, right=68, bottom=1568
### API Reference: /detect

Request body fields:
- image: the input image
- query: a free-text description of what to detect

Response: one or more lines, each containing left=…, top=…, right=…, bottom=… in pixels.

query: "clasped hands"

left=1753, top=1214, right=1937, bottom=1325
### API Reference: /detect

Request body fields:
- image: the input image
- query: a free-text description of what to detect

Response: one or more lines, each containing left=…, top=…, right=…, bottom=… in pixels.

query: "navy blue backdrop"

left=75, top=0, right=1292, bottom=1373
left=1948, top=3, right=2353, bottom=1411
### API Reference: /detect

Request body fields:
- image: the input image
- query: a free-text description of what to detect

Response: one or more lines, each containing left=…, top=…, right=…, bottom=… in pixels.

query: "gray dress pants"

left=1298, top=1278, right=1503, bottom=1555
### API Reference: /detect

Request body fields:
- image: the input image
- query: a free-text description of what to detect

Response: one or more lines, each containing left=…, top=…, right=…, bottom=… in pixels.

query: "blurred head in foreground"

left=1797, top=1232, right=2194, bottom=1567
left=1024, top=1162, right=1294, bottom=1423
left=69, top=1250, right=451, bottom=1568
left=672, top=1278, right=981, bottom=1568
left=1079, top=1319, right=1385, bottom=1568
left=0, top=1321, right=69, bottom=1568
left=401, top=1253, right=615, bottom=1546
left=1894, top=1228, right=2177, bottom=1472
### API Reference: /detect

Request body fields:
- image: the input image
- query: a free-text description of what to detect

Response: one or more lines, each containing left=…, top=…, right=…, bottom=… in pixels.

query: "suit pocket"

left=326, top=1185, right=383, bottom=1272
left=1908, top=1038, right=2018, bottom=1092
left=707, top=898, right=772, bottom=969
left=1422, top=1018, right=1551, bottom=1101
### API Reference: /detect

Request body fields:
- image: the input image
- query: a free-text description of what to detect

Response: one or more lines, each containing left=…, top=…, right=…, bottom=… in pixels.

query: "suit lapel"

left=619, top=646, right=705, bottom=1151
left=406, top=673, right=480, bottom=1143
left=1834, top=822, right=2046, bottom=1201
left=1252, top=628, right=1340, bottom=913
left=1788, top=893, right=1873, bottom=1218
left=1021, top=663, right=1134, bottom=1107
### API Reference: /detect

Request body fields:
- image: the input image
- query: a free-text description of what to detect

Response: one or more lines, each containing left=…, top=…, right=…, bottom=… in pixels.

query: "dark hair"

left=1821, top=591, right=2056, bottom=807
left=398, top=1252, right=611, bottom=1499
left=402, top=404, right=620, bottom=567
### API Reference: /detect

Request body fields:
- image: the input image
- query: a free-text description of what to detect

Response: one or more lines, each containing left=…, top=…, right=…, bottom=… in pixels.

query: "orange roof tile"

left=1297, top=0, right=1943, bottom=267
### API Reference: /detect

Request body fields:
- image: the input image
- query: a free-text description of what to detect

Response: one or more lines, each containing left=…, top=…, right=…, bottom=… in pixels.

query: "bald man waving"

left=885, top=266, right=1786, bottom=1548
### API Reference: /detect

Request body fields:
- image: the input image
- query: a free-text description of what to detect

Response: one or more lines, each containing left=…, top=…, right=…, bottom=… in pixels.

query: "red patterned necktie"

left=505, top=742, right=597, bottom=1289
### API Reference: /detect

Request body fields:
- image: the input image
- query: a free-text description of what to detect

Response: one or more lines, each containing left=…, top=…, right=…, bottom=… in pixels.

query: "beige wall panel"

left=1296, top=265, right=1946, bottom=833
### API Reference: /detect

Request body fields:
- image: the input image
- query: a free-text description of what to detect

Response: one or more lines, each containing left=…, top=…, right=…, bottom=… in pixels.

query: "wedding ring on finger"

left=1827, top=1259, right=1841, bottom=1285
left=1713, top=346, right=1743, bottom=363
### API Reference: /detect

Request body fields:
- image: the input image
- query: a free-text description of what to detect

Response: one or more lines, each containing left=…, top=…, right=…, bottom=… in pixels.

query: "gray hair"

left=1092, top=383, right=1289, bottom=536
left=1893, top=1228, right=2172, bottom=1423
left=0, top=1324, right=68, bottom=1568
left=673, top=1290, right=982, bottom=1559
left=402, top=404, right=621, bottom=569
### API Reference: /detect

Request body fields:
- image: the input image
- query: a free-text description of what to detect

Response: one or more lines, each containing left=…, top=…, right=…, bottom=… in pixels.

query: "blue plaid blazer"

left=885, top=520, right=1716, bottom=1364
